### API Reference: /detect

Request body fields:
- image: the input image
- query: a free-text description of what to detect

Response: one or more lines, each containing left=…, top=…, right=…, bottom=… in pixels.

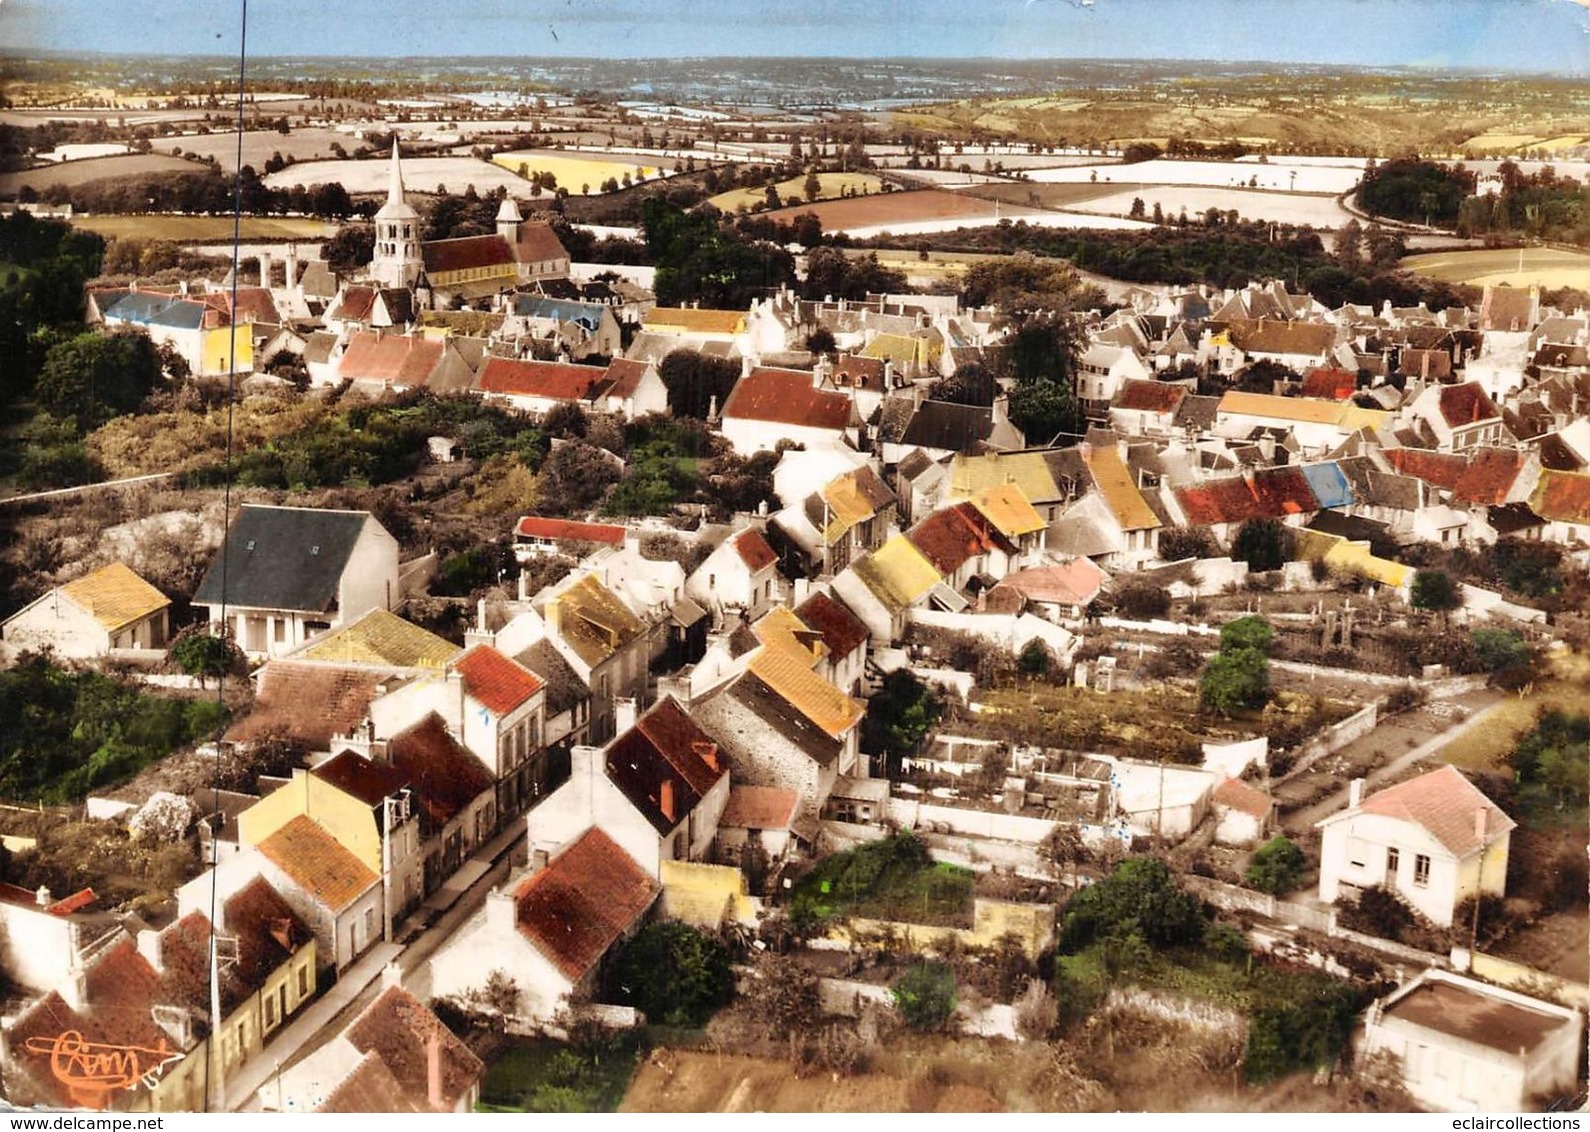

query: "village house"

left=97, top=288, right=256, bottom=376
left=1316, top=766, right=1513, bottom=928
left=332, top=330, right=475, bottom=394
left=1404, top=381, right=1509, bottom=451
left=193, top=505, right=401, bottom=658
left=505, top=294, right=623, bottom=359
left=832, top=533, right=945, bottom=644
left=1357, top=968, right=1584, bottom=1113
left=721, top=365, right=855, bottom=455
left=526, top=696, right=731, bottom=878
left=1076, top=341, right=1153, bottom=417
left=769, top=463, right=896, bottom=578
left=266, top=980, right=483, bottom=1114
left=427, top=827, right=658, bottom=1026
left=2, top=562, right=169, bottom=661
left=513, top=516, right=627, bottom=561
left=685, top=525, right=783, bottom=618
left=535, top=573, right=651, bottom=745
left=792, top=589, right=871, bottom=695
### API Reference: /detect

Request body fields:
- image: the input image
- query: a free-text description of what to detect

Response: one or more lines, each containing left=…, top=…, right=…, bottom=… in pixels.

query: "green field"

left=71, top=215, right=337, bottom=242
left=1401, top=246, right=1590, bottom=290
left=708, top=171, right=885, bottom=213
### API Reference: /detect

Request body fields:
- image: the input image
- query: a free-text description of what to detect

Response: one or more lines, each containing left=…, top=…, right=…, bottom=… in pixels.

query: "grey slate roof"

left=516, top=637, right=589, bottom=717
left=194, top=505, right=370, bottom=613
left=899, top=401, right=994, bottom=452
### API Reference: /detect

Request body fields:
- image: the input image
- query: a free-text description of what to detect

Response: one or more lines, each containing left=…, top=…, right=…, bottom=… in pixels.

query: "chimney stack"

left=614, top=696, right=638, bottom=735
left=381, top=962, right=403, bottom=992
left=660, top=778, right=676, bottom=823
left=258, top=252, right=271, bottom=289
left=284, top=244, right=298, bottom=291
left=426, top=1030, right=445, bottom=1112
left=1348, top=778, right=1364, bottom=809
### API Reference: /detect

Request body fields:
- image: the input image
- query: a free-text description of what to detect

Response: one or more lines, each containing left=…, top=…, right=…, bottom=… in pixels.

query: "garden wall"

left=884, top=797, right=1057, bottom=845
left=1461, top=950, right=1590, bottom=1011
left=1276, top=702, right=1379, bottom=783
left=824, top=897, right=1055, bottom=959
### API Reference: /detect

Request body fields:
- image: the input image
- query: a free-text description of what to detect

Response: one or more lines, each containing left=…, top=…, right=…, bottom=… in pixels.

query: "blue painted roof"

left=1301, top=462, right=1354, bottom=511
left=513, top=295, right=605, bottom=331
left=104, top=292, right=208, bottom=330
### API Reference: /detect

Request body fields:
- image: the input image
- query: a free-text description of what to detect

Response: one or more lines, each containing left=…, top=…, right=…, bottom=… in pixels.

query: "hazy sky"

left=3, top=0, right=1588, bottom=76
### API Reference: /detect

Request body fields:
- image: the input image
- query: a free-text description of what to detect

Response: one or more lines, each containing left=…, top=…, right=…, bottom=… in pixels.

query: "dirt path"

left=1282, top=694, right=1510, bottom=834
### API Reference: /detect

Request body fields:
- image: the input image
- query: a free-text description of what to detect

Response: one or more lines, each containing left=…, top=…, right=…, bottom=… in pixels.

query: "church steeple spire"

left=386, top=139, right=406, bottom=209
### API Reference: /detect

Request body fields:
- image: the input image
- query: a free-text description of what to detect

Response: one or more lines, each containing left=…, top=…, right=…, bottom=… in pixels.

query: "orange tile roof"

left=477, top=356, right=608, bottom=401
left=1213, top=776, right=1274, bottom=820
left=723, top=367, right=853, bottom=431
left=1350, top=765, right=1514, bottom=857
left=257, top=815, right=379, bottom=913
left=346, top=985, right=484, bottom=1112
left=603, top=358, right=652, bottom=399
left=59, top=562, right=169, bottom=632
left=451, top=643, right=544, bottom=716
left=1530, top=469, right=1590, bottom=525
left=747, top=644, right=864, bottom=740
left=793, top=591, right=869, bottom=659
left=337, top=331, right=444, bottom=386
left=1113, top=378, right=1187, bottom=414
left=515, top=827, right=658, bottom=982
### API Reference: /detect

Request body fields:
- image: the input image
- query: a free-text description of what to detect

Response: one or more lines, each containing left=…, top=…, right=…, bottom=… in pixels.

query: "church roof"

left=374, top=140, right=418, bottom=222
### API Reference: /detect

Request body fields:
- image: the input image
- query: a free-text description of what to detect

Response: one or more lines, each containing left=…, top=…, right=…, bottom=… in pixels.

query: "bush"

left=1114, top=578, right=1171, bottom=620
left=1158, top=526, right=1217, bottom=561
left=602, top=921, right=733, bottom=1028
left=1411, top=568, right=1460, bottom=613
left=891, top=962, right=958, bottom=1032
left=1059, top=856, right=1208, bottom=952
left=1199, top=647, right=1269, bottom=715
left=168, top=627, right=244, bottom=685
left=1232, top=518, right=1290, bottom=572
left=1245, top=836, right=1305, bottom=896
left=1219, top=615, right=1274, bottom=655
left=1472, top=628, right=1529, bottom=675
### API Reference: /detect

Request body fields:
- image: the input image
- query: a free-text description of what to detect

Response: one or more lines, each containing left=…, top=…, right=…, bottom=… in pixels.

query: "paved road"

left=0, top=471, right=174, bottom=505
left=224, top=822, right=525, bottom=1111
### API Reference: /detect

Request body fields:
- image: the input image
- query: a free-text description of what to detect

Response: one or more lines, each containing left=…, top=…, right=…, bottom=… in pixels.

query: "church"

left=368, top=142, right=571, bottom=306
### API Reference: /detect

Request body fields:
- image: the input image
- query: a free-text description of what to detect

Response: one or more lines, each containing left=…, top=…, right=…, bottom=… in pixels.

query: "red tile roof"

left=720, top=784, right=800, bottom=831
left=607, top=696, right=728, bottom=833
left=515, top=827, right=658, bottom=983
left=1300, top=367, right=1358, bottom=400
left=1353, top=765, right=1514, bottom=857
left=452, top=644, right=544, bottom=716
left=338, top=331, right=444, bottom=386
left=477, top=356, right=607, bottom=401
left=1399, top=348, right=1451, bottom=382
left=224, top=876, right=310, bottom=988
left=313, top=749, right=412, bottom=808
left=258, top=815, right=379, bottom=913
left=225, top=661, right=384, bottom=749
left=332, top=286, right=376, bottom=323
left=515, top=516, right=627, bottom=545
left=1213, top=776, right=1274, bottom=820
left=388, top=712, right=496, bottom=833
left=1112, top=378, right=1187, bottom=413
left=1001, top=557, right=1107, bottom=607
left=203, top=286, right=280, bottom=325
left=793, top=591, right=869, bottom=659
left=1174, top=466, right=1320, bottom=526
left=906, top=502, right=1014, bottom=576
left=1384, top=446, right=1525, bottom=506
left=603, top=358, right=651, bottom=399
left=1437, top=381, right=1501, bottom=428
left=318, top=1051, right=425, bottom=1114
left=732, top=528, right=778, bottom=572
left=832, top=353, right=887, bottom=390
left=421, top=234, right=516, bottom=276
left=346, top=985, right=484, bottom=1112
left=722, top=366, right=852, bottom=430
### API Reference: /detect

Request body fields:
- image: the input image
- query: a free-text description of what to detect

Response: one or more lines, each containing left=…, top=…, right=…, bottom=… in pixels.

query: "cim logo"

left=23, top=1031, right=182, bottom=1110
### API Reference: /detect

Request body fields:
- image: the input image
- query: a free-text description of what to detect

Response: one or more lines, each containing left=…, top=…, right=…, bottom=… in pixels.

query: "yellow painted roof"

left=970, top=483, right=1047, bottom=538
left=60, top=562, right=169, bottom=633
left=299, top=609, right=461, bottom=669
left=1218, top=391, right=1347, bottom=426
left=751, top=606, right=826, bottom=664
left=747, top=645, right=864, bottom=739
left=1082, top=445, right=1161, bottom=532
left=550, top=574, right=646, bottom=668
left=851, top=535, right=941, bottom=614
left=643, top=307, right=746, bottom=336
left=948, top=452, right=1061, bottom=504
left=1338, top=405, right=1390, bottom=432
left=1296, top=529, right=1411, bottom=588
left=859, top=332, right=940, bottom=367
left=820, top=472, right=877, bottom=544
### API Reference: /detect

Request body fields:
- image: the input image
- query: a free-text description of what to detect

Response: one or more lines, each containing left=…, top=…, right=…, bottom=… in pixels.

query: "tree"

left=1114, top=578, right=1171, bottom=620
left=804, top=168, right=822, bottom=202
left=604, top=921, right=733, bottom=1028
left=800, top=247, right=908, bottom=303
left=962, top=253, right=1085, bottom=318
left=1219, top=615, right=1274, bottom=655
left=1007, top=377, right=1082, bottom=448
left=536, top=441, right=620, bottom=517
left=1472, top=628, right=1529, bottom=675
left=1158, top=526, right=1217, bottom=561
left=861, top=669, right=942, bottom=778
left=322, top=223, right=374, bottom=276
left=657, top=348, right=741, bottom=420
left=891, top=962, right=957, bottom=1032
left=1411, top=569, right=1460, bottom=614
left=804, top=327, right=837, bottom=356
left=36, top=330, right=163, bottom=431
left=168, top=628, right=243, bottom=689
left=927, top=362, right=995, bottom=407
left=1231, top=518, right=1289, bottom=573
left=1200, top=647, right=1270, bottom=716
left=1245, top=835, right=1305, bottom=895
left=1334, top=218, right=1363, bottom=271
left=1129, top=196, right=1146, bottom=219
left=642, top=198, right=794, bottom=309
left=1059, top=856, right=1208, bottom=952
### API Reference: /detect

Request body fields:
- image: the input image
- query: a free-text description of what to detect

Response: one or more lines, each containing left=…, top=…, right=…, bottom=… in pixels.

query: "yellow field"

left=491, top=151, right=659, bottom=191
left=1462, top=133, right=1587, bottom=153
left=1401, top=246, right=1590, bottom=290
left=707, top=171, right=885, bottom=213
left=71, top=215, right=337, bottom=242
left=1437, top=652, right=1590, bottom=773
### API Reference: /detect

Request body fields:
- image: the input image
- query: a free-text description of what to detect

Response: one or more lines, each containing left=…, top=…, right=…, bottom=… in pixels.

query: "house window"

left=298, top=963, right=310, bottom=997
left=1346, top=837, right=1368, bottom=869
left=264, top=993, right=278, bottom=1030
left=1386, top=847, right=1400, bottom=877
left=1413, top=854, right=1431, bottom=887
